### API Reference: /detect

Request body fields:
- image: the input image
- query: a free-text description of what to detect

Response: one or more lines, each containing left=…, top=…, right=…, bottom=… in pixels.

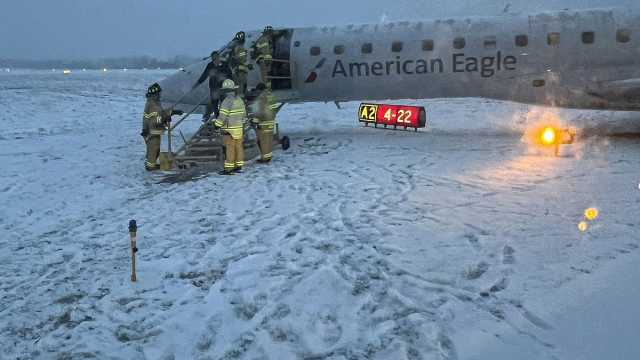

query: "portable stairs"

left=171, top=123, right=260, bottom=170
left=163, top=103, right=289, bottom=172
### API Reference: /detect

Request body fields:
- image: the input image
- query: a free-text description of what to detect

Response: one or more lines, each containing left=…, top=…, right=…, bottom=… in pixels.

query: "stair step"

left=175, top=155, right=222, bottom=161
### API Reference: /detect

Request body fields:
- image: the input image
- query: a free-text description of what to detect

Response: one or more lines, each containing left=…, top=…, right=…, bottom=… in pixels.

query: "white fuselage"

left=160, top=8, right=640, bottom=111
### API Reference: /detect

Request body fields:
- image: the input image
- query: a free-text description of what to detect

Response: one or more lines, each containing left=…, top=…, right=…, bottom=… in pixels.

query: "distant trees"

left=0, top=55, right=200, bottom=69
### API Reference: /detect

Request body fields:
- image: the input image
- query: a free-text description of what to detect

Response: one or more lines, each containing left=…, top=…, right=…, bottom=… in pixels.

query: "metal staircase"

left=171, top=124, right=259, bottom=170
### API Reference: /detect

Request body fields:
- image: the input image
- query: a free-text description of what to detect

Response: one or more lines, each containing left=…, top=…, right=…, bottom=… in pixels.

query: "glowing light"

left=584, top=208, right=599, bottom=221
left=103, top=68, right=108, bottom=72
left=63, top=69, right=71, bottom=75
left=578, top=221, right=589, bottom=232
left=541, top=127, right=557, bottom=145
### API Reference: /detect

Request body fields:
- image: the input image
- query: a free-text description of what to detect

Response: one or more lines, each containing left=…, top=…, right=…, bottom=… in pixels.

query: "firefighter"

left=193, top=51, right=232, bottom=121
left=253, top=25, right=275, bottom=89
left=230, top=31, right=249, bottom=96
left=141, top=83, right=183, bottom=171
left=251, top=83, right=279, bottom=163
left=212, top=79, right=247, bottom=175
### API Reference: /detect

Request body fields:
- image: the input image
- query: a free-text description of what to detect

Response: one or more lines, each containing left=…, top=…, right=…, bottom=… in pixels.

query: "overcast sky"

left=0, top=0, right=635, bottom=59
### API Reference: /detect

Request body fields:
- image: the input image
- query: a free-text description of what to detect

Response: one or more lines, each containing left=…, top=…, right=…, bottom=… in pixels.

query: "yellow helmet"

left=221, top=79, right=238, bottom=90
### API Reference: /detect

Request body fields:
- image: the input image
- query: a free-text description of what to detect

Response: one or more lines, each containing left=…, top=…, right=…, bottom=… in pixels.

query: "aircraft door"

left=270, top=29, right=293, bottom=90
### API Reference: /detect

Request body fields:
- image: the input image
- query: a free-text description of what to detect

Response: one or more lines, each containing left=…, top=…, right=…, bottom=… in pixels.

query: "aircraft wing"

left=588, top=78, right=640, bottom=103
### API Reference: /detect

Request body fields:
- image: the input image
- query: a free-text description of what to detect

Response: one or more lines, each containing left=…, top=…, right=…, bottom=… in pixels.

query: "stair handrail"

left=167, top=94, right=210, bottom=156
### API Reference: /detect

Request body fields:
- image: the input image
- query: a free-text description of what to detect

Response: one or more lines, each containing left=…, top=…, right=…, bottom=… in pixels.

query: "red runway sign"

left=358, top=103, right=427, bottom=130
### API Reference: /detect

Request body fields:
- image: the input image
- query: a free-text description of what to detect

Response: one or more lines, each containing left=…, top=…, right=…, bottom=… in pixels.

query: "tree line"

left=0, top=55, right=201, bottom=69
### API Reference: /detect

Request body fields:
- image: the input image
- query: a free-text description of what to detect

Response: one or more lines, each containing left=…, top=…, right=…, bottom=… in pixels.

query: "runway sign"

left=358, top=103, right=427, bottom=130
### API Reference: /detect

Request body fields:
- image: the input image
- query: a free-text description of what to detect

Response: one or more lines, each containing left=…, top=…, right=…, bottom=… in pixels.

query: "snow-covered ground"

left=1, top=70, right=639, bottom=359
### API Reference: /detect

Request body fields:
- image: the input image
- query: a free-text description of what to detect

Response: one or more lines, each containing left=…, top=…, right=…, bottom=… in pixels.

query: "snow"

left=1, top=69, right=639, bottom=359
left=461, top=247, right=640, bottom=360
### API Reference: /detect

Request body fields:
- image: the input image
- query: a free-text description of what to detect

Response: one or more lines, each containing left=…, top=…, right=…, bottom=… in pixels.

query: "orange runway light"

left=541, top=127, right=557, bottom=145
left=584, top=208, right=599, bottom=221
left=578, top=221, right=589, bottom=232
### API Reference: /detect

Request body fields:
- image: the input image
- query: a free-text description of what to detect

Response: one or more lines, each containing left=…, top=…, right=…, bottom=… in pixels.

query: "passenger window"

left=310, top=46, right=321, bottom=56
left=361, top=43, right=373, bottom=54
left=582, top=31, right=595, bottom=44
left=617, top=29, right=631, bottom=43
left=422, top=39, right=434, bottom=51
left=294, top=41, right=301, bottom=48
left=392, top=41, right=403, bottom=52
left=533, top=79, right=546, bottom=87
left=547, top=32, right=560, bottom=46
left=334, top=45, right=345, bottom=55
left=515, top=35, right=528, bottom=47
left=484, top=36, right=497, bottom=49
left=453, top=37, right=466, bottom=50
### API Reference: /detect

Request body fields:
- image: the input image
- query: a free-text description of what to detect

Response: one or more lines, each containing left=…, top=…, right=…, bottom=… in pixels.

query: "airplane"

left=158, top=7, right=640, bottom=114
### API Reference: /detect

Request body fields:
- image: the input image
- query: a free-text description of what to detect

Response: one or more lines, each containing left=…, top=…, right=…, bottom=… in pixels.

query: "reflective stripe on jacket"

left=232, top=45, right=248, bottom=72
left=143, top=99, right=170, bottom=135
left=254, top=91, right=278, bottom=130
left=214, top=95, right=246, bottom=140
left=255, top=35, right=273, bottom=62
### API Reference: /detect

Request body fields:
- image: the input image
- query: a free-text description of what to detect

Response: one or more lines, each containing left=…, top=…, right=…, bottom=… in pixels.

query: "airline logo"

left=305, top=58, right=326, bottom=83
left=304, top=52, right=518, bottom=84
left=333, top=52, right=517, bottom=79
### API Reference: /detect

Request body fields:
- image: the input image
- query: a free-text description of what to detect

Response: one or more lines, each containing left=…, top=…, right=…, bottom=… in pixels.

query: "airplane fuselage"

left=160, top=8, right=640, bottom=111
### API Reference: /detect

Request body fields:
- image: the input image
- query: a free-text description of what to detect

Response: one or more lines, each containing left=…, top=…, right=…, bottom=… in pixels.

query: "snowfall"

left=1, top=69, right=639, bottom=360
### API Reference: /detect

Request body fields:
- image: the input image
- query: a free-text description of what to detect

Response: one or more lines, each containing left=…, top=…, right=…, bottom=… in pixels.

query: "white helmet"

left=221, top=79, right=238, bottom=90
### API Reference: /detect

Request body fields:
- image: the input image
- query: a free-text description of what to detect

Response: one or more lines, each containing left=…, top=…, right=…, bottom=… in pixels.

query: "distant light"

left=63, top=69, right=71, bottom=75
left=123, top=68, right=128, bottom=71
left=4, top=68, right=9, bottom=72
left=82, top=68, right=86, bottom=71
left=103, top=68, right=108, bottom=72
left=541, top=127, right=557, bottom=145
left=578, top=221, right=588, bottom=232
left=584, top=208, right=599, bottom=221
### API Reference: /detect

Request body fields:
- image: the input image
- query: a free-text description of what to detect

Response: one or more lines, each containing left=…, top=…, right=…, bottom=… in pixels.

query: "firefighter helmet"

left=146, top=83, right=161, bottom=97
left=235, top=31, right=245, bottom=42
left=221, top=79, right=238, bottom=90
